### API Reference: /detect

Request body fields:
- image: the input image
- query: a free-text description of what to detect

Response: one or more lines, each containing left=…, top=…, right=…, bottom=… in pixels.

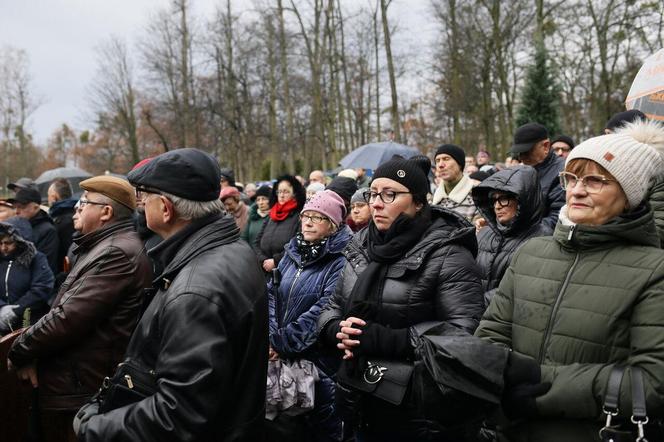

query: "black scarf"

left=295, top=232, right=328, bottom=266
left=346, top=206, right=432, bottom=321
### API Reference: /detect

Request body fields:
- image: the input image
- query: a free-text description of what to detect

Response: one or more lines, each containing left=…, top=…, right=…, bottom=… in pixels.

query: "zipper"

left=282, top=266, right=303, bottom=326
left=4, top=261, right=12, bottom=299
left=567, top=224, right=576, bottom=241
left=538, top=251, right=580, bottom=363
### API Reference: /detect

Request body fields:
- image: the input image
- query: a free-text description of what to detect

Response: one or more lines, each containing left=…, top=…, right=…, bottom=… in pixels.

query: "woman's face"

left=350, top=201, right=371, bottom=225
left=256, top=196, right=270, bottom=212
left=0, top=235, right=16, bottom=257
left=300, top=210, right=334, bottom=242
left=565, top=161, right=628, bottom=226
left=491, top=192, right=518, bottom=225
left=277, top=181, right=294, bottom=205
left=369, top=178, right=421, bottom=231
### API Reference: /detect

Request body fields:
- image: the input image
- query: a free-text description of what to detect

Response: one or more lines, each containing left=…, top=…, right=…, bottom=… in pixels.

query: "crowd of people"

left=1, top=108, right=664, bottom=442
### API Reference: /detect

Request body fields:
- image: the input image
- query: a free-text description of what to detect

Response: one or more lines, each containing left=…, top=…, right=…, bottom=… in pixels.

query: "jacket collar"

left=285, top=224, right=352, bottom=267
left=433, top=174, right=473, bottom=204
left=49, top=198, right=77, bottom=217
left=72, top=219, right=135, bottom=254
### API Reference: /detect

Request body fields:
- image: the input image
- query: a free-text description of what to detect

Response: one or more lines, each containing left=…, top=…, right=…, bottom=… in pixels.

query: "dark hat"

left=551, top=134, right=575, bottom=149
left=219, top=167, right=235, bottom=186
left=512, top=123, right=549, bottom=154
left=8, top=177, right=36, bottom=192
left=255, top=185, right=271, bottom=199
left=326, top=176, right=358, bottom=203
left=434, top=144, right=465, bottom=170
left=7, top=187, right=41, bottom=205
left=372, top=156, right=430, bottom=198
left=469, top=171, right=491, bottom=182
left=80, top=176, right=136, bottom=210
left=127, top=148, right=221, bottom=202
left=605, top=110, right=647, bottom=132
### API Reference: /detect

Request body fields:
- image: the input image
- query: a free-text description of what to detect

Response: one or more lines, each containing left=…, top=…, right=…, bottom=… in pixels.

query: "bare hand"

left=336, top=317, right=366, bottom=360
left=15, top=362, right=38, bottom=388
left=263, top=259, right=276, bottom=272
left=474, top=217, right=487, bottom=232
left=268, top=347, right=280, bottom=361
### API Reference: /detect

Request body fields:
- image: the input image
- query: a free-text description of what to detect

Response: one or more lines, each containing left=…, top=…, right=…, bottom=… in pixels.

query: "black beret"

left=326, top=177, right=358, bottom=202
left=127, top=148, right=221, bottom=201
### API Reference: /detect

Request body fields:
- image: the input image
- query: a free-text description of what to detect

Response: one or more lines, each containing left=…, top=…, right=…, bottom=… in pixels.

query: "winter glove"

left=73, top=400, right=100, bottom=437
left=504, top=351, right=541, bottom=386
left=357, top=322, right=413, bottom=359
left=0, top=305, right=19, bottom=332
left=502, top=381, right=551, bottom=419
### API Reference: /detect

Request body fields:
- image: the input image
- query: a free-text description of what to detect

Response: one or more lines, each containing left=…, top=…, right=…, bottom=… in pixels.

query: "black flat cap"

left=511, top=123, right=549, bottom=154
left=7, top=187, right=41, bottom=205
left=127, top=148, right=221, bottom=201
left=605, top=109, right=646, bottom=132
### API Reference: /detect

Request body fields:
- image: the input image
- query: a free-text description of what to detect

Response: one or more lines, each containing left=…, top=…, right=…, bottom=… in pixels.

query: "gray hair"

left=96, top=194, right=134, bottom=221
left=161, top=191, right=224, bottom=220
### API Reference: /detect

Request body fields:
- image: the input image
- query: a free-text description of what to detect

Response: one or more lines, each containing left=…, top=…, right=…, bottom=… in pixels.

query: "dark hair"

left=270, top=175, right=306, bottom=209
left=50, top=178, right=72, bottom=200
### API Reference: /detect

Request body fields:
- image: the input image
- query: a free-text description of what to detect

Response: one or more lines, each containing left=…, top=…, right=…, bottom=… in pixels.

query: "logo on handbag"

left=363, top=361, right=388, bottom=384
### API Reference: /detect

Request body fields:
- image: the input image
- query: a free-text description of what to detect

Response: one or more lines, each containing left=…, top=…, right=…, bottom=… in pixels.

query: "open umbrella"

left=34, top=167, right=93, bottom=200
left=339, top=141, right=421, bottom=170
left=625, top=48, right=664, bottom=121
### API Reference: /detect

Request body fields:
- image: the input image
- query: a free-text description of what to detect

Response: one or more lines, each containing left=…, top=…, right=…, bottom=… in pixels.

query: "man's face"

left=309, top=171, right=324, bottom=184
left=518, top=140, right=550, bottom=166
left=47, top=185, right=60, bottom=206
left=477, top=152, right=490, bottom=166
left=72, top=191, right=109, bottom=235
left=465, top=156, right=476, bottom=168
left=14, top=202, right=40, bottom=220
left=435, top=154, right=463, bottom=183
left=552, top=141, right=572, bottom=158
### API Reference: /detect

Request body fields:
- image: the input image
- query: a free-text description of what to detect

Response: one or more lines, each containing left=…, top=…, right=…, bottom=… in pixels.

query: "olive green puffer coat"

left=476, top=205, right=664, bottom=442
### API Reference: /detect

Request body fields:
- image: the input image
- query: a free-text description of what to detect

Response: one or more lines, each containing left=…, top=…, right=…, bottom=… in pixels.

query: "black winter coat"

left=49, top=198, right=76, bottom=273
left=254, top=210, right=300, bottom=267
left=317, top=206, right=484, bottom=435
left=80, top=215, right=269, bottom=442
left=30, top=209, right=59, bottom=274
left=534, top=150, right=565, bottom=230
left=472, top=166, right=551, bottom=308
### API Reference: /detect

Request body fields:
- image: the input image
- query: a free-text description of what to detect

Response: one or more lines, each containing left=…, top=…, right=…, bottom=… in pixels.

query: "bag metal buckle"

left=363, top=361, right=388, bottom=384
left=599, top=406, right=619, bottom=440
left=632, top=415, right=649, bottom=442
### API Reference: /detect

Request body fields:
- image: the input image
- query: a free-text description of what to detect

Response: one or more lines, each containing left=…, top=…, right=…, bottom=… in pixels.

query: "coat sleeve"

left=648, top=173, right=664, bottom=248
left=535, top=261, right=664, bottom=419
left=541, top=180, right=565, bottom=230
left=13, top=253, right=55, bottom=316
left=432, top=244, right=484, bottom=334
left=267, top=276, right=278, bottom=337
left=253, top=219, right=270, bottom=264
left=271, top=258, right=345, bottom=356
left=36, top=225, right=60, bottom=273
left=474, top=257, right=517, bottom=347
left=273, top=219, right=300, bottom=268
left=8, top=246, right=140, bottom=367
left=316, top=262, right=350, bottom=347
left=81, top=292, right=239, bottom=442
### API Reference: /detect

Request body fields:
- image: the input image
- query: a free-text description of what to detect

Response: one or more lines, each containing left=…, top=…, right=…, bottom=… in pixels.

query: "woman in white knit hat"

left=475, top=119, right=664, bottom=441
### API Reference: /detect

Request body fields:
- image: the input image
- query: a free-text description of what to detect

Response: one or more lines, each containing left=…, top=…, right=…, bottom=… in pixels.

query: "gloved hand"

left=502, top=381, right=551, bottom=419
left=504, top=351, right=541, bottom=386
left=73, top=400, right=100, bottom=436
left=356, top=322, right=412, bottom=359
left=0, top=305, right=19, bottom=332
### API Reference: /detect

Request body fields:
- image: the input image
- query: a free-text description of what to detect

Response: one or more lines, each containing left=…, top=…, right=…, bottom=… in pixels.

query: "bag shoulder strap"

left=604, top=364, right=626, bottom=413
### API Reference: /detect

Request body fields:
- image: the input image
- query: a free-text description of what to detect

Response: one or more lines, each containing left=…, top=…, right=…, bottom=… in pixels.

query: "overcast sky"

left=0, top=0, right=436, bottom=145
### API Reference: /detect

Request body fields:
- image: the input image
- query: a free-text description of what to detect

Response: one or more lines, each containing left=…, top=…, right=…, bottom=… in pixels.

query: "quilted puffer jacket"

left=317, top=206, right=484, bottom=436
left=472, top=166, right=551, bottom=307
left=534, top=150, right=565, bottom=230
left=476, top=205, right=664, bottom=442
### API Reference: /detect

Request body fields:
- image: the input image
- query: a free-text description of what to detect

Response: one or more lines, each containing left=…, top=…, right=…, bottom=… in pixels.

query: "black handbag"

left=599, top=365, right=659, bottom=442
left=337, top=358, right=414, bottom=406
left=96, top=359, right=158, bottom=413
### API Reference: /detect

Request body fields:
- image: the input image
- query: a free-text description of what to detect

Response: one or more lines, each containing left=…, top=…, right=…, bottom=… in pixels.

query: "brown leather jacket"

left=8, top=219, right=152, bottom=410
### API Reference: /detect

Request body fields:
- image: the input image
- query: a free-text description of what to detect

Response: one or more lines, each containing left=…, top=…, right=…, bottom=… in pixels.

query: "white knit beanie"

left=566, top=122, right=664, bottom=208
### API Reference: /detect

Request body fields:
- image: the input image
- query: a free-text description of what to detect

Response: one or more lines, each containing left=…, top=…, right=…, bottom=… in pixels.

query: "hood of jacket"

left=49, top=198, right=77, bottom=218
left=554, top=204, right=660, bottom=250
left=284, top=224, right=353, bottom=267
left=472, top=165, right=544, bottom=236
left=0, top=217, right=37, bottom=267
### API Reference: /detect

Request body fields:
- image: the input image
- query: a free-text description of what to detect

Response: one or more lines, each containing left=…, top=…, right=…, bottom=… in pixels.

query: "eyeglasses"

left=134, top=186, right=163, bottom=201
left=553, top=146, right=571, bottom=153
left=363, top=190, right=411, bottom=204
left=559, top=172, right=616, bottom=194
left=299, top=213, right=329, bottom=224
left=77, top=199, right=109, bottom=212
left=491, top=195, right=515, bottom=208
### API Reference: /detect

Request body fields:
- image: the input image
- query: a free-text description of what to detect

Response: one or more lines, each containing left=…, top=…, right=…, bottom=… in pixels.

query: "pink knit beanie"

left=302, top=190, right=346, bottom=226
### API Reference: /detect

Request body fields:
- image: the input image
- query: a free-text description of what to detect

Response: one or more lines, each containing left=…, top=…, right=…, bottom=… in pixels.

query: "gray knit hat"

left=351, top=188, right=368, bottom=205
left=566, top=129, right=664, bottom=208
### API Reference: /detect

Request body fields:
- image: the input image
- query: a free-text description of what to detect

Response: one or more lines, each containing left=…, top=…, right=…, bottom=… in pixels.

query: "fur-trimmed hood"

left=0, top=217, right=37, bottom=267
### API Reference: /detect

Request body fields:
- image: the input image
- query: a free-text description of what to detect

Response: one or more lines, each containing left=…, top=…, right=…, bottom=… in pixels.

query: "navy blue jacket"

left=0, top=217, right=55, bottom=324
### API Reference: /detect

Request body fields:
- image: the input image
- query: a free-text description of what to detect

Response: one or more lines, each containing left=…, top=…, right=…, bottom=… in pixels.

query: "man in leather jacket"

left=7, top=175, right=152, bottom=442
left=76, top=148, right=269, bottom=442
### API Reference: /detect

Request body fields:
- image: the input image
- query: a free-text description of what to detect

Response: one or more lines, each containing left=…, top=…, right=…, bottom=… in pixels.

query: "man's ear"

left=100, top=205, right=114, bottom=222
left=161, top=196, right=176, bottom=224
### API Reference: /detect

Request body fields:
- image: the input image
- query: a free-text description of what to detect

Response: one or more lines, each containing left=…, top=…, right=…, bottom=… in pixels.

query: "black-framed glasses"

left=363, top=190, right=411, bottom=204
left=299, top=213, right=330, bottom=224
left=553, top=146, right=571, bottom=153
left=77, top=198, right=109, bottom=212
left=134, top=186, right=163, bottom=201
left=559, top=172, right=616, bottom=194
left=491, top=195, right=515, bottom=208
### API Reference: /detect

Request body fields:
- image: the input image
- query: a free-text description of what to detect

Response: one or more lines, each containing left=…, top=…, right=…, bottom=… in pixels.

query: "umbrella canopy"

left=35, top=167, right=92, bottom=184
left=339, top=141, right=421, bottom=170
left=626, top=48, right=664, bottom=121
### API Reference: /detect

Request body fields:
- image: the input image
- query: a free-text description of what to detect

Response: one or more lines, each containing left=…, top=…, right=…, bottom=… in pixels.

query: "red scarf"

left=269, top=198, right=298, bottom=221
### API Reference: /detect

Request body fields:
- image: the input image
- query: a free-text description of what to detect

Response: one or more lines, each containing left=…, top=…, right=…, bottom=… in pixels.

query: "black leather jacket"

left=80, top=215, right=269, bottom=442
left=534, top=150, right=565, bottom=230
